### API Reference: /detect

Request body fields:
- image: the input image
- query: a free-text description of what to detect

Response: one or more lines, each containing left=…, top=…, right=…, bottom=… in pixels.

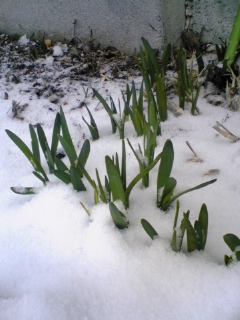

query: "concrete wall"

left=0, top=0, right=238, bottom=53
left=191, top=0, right=239, bottom=44
left=0, top=0, right=185, bottom=53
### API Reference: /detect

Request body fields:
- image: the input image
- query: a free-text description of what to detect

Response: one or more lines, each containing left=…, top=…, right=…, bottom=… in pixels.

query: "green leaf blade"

left=161, top=179, right=217, bottom=211
left=29, top=124, right=40, bottom=164
left=106, top=156, right=126, bottom=207
left=51, top=112, right=61, bottom=157
left=141, top=219, right=158, bottom=240
left=223, top=233, right=240, bottom=252
left=70, top=166, right=86, bottom=192
left=109, top=202, right=129, bottom=229
left=184, top=212, right=198, bottom=253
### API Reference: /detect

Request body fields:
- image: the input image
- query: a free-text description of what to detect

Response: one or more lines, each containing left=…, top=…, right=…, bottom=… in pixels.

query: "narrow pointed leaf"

left=54, top=157, right=69, bottom=172
left=96, top=168, right=107, bottom=203
left=160, top=177, right=177, bottom=207
left=6, top=129, right=36, bottom=162
left=156, top=75, right=167, bottom=122
left=70, top=166, right=86, bottom=191
left=127, top=138, right=145, bottom=170
left=51, top=112, right=61, bottom=156
left=141, top=37, right=161, bottom=75
left=171, top=230, right=178, bottom=252
left=125, top=151, right=162, bottom=207
left=161, top=43, right=171, bottom=76
left=130, top=108, right=144, bottom=136
left=29, top=124, right=40, bottom=164
left=161, top=179, right=217, bottom=211
left=172, top=211, right=189, bottom=252
left=106, top=156, right=126, bottom=207
left=173, top=200, right=180, bottom=229
left=109, top=202, right=129, bottom=229
left=53, top=170, right=71, bottom=184
left=198, top=203, right=208, bottom=249
left=184, top=212, right=198, bottom=252
left=59, top=106, right=77, bottom=159
left=32, top=171, right=47, bottom=184
left=194, top=220, right=203, bottom=250
left=5, top=129, right=48, bottom=181
left=138, top=81, right=144, bottom=115
left=36, top=123, right=49, bottom=158
left=80, top=202, right=91, bottom=216
left=223, top=233, right=240, bottom=252
left=93, top=89, right=112, bottom=115
left=77, top=162, right=95, bottom=189
left=45, top=143, right=54, bottom=172
left=141, top=219, right=158, bottom=240
left=77, top=139, right=90, bottom=176
left=82, top=107, right=99, bottom=140
left=37, top=124, right=55, bottom=173
left=121, top=140, right=126, bottom=191
left=224, top=6, right=240, bottom=66
left=131, top=81, right=138, bottom=111
left=157, top=139, right=174, bottom=191
left=58, top=135, right=77, bottom=166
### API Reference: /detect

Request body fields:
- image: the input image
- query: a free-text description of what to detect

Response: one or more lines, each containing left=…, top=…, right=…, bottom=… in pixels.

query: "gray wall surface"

left=0, top=0, right=185, bottom=53
left=0, top=0, right=238, bottom=53
left=191, top=0, right=239, bottom=44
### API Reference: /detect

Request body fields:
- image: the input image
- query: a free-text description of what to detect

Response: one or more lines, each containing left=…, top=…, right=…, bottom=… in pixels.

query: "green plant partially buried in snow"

left=92, top=88, right=127, bottom=139
left=156, top=139, right=216, bottom=211
left=141, top=201, right=209, bottom=253
left=137, top=37, right=170, bottom=122
left=6, top=106, right=90, bottom=194
left=173, top=46, right=203, bottom=115
left=223, top=233, right=240, bottom=266
left=79, top=139, right=163, bottom=210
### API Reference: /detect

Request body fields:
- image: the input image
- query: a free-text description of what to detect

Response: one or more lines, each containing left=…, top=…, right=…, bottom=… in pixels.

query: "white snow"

left=45, top=56, right=54, bottom=66
left=52, top=45, right=64, bottom=57
left=18, top=34, right=29, bottom=46
left=1, top=52, right=240, bottom=320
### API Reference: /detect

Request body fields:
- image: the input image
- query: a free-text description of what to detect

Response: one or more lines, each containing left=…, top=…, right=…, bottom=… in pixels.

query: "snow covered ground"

left=0, top=37, right=240, bottom=319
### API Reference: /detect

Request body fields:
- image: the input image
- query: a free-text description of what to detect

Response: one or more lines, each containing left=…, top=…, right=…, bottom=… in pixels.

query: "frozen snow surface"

left=1, top=46, right=240, bottom=320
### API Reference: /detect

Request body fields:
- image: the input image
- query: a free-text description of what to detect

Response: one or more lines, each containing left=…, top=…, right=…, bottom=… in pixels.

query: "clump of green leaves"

left=6, top=126, right=50, bottom=193
left=30, top=45, right=39, bottom=61
left=157, top=139, right=216, bottom=211
left=173, top=46, right=202, bottom=115
left=79, top=138, right=162, bottom=209
left=55, top=107, right=90, bottom=191
left=122, top=81, right=144, bottom=137
left=107, top=140, right=162, bottom=208
left=223, top=233, right=240, bottom=266
left=92, top=89, right=126, bottom=139
left=137, top=37, right=170, bottom=122
left=141, top=201, right=209, bottom=253
left=172, top=202, right=208, bottom=252
left=82, top=106, right=99, bottom=140
left=6, top=106, right=90, bottom=193
left=127, top=113, right=159, bottom=188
